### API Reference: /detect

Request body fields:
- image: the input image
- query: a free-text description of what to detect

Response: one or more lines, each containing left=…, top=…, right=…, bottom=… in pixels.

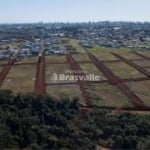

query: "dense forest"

left=0, top=90, right=150, bottom=150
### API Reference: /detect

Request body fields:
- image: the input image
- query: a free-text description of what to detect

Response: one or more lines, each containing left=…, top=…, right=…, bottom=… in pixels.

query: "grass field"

left=67, top=39, right=86, bottom=53
left=16, top=57, right=38, bottom=64
left=90, top=47, right=119, bottom=60
left=1, top=64, right=36, bottom=93
left=11, top=42, right=23, bottom=48
left=88, top=45, right=110, bottom=52
left=146, top=68, right=150, bottom=72
left=46, top=85, right=84, bottom=104
left=0, top=46, right=150, bottom=109
left=72, top=54, right=91, bottom=61
left=0, top=66, right=3, bottom=72
left=126, top=81, right=150, bottom=107
left=114, top=51, right=142, bottom=59
left=132, top=60, right=150, bottom=67
left=104, top=62, right=146, bottom=78
left=45, top=56, right=66, bottom=63
left=46, top=64, right=74, bottom=83
left=138, top=51, right=150, bottom=57
left=80, top=63, right=107, bottom=80
left=0, top=60, right=8, bottom=65
left=90, top=84, right=132, bottom=108
left=89, top=46, right=147, bottom=60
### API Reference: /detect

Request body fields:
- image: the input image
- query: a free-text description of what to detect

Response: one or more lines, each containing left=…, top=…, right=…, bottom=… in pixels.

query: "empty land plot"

left=145, top=68, right=150, bottom=72
left=92, top=51, right=118, bottom=61
left=72, top=54, right=91, bottom=61
left=46, top=85, right=83, bottom=103
left=88, top=46, right=119, bottom=60
left=65, top=44, right=77, bottom=54
left=115, top=51, right=142, bottom=59
left=88, top=46, right=108, bottom=52
left=80, top=63, right=107, bottom=80
left=132, top=60, right=150, bottom=67
left=45, top=56, right=66, bottom=63
left=46, top=64, right=75, bottom=83
left=126, top=81, right=150, bottom=107
left=16, top=57, right=38, bottom=64
left=0, top=60, right=8, bottom=65
left=61, top=38, right=69, bottom=44
left=0, top=66, right=3, bottom=72
left=89, top=83, right=132, bottom=108
left=138, top=51, right=150, bottom=57
left=11, top=41, right=23, bottom=48
left=1, top=65, right=36, bottom=93
left=104, top=62, right=146, bottom=78
left=68, top=39, right=86, bottom=53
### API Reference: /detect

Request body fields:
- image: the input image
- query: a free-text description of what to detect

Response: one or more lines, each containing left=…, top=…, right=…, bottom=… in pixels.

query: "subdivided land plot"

left=1, top=64, right=36, bottom=93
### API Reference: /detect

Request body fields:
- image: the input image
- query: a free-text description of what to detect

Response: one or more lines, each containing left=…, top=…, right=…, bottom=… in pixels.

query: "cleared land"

left=114, top=50, right=143, bottom=59
left=0, top=66, right=2, bottom=71
left=90, top=84, right=132, bottom=108
left=72, top=54, right=91, bottom=61
left=80, top=63, right=107, bottom=80
left=0, top=46, right=150, bottom=111
left=132, top=60, right=150, bottom=67
left=89, top=47, right=119, bottom=60
left=0, top=60, right=8, bottom=65
left=15, top=57, right=38, bottom=64
left=137, top=51, right=150, bottom=57
left=104, top=62, right=146, bottom=79
left=126, top=81, right=150, bottom=107
left=68, top=39, right=86, bottom=53
left=45, top=56, right=66, bottom=63
left=1, top=64, right=36, bottom=93
left=46, top=85, right=83, bottom=103
left=45, top=64, right=74, bottom=83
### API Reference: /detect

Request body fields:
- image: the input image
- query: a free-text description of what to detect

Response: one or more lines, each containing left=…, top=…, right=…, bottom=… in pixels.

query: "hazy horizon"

left=0, top=0, right=150, bottom=23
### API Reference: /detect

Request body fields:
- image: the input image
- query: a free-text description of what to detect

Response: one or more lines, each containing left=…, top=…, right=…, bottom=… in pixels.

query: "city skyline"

left=0, top=0, right=150, bottom=23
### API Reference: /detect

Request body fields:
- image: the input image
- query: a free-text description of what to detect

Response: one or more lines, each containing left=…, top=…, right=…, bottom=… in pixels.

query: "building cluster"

left=0, top=22, right=150, bottom=59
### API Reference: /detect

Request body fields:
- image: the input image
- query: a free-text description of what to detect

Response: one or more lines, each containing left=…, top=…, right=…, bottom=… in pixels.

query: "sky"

left=0, top=0, right=150, bottom=23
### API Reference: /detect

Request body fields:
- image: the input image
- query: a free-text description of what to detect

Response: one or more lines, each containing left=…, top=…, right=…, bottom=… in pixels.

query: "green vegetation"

left=0, top=90, right=150, bottom=149
left=88, top=45, right=133, bottom=52
left=68, top=39, right=86, bottom=53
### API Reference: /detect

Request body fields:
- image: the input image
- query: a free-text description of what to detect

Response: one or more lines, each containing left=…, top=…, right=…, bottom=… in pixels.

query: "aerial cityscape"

left=0, top=0, right=150, bottom=149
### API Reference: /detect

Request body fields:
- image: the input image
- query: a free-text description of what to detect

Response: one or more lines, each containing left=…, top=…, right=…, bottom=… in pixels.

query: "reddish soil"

left=87, top=52, right=146, bottom=108
left=34, top=56, right=46, bottom=94
left=111, top=52, right=150, bottom=78
left=0, top=58, right=16, bottom=87
left=66, top=54, right=92, bottom=107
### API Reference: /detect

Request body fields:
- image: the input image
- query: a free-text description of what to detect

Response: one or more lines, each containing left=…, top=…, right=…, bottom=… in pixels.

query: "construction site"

left=0, top=39, right=150, bottom=113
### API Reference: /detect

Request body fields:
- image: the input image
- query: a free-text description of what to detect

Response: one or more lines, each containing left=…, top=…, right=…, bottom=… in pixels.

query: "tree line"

left=0, top=90, right=150, bottom=149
